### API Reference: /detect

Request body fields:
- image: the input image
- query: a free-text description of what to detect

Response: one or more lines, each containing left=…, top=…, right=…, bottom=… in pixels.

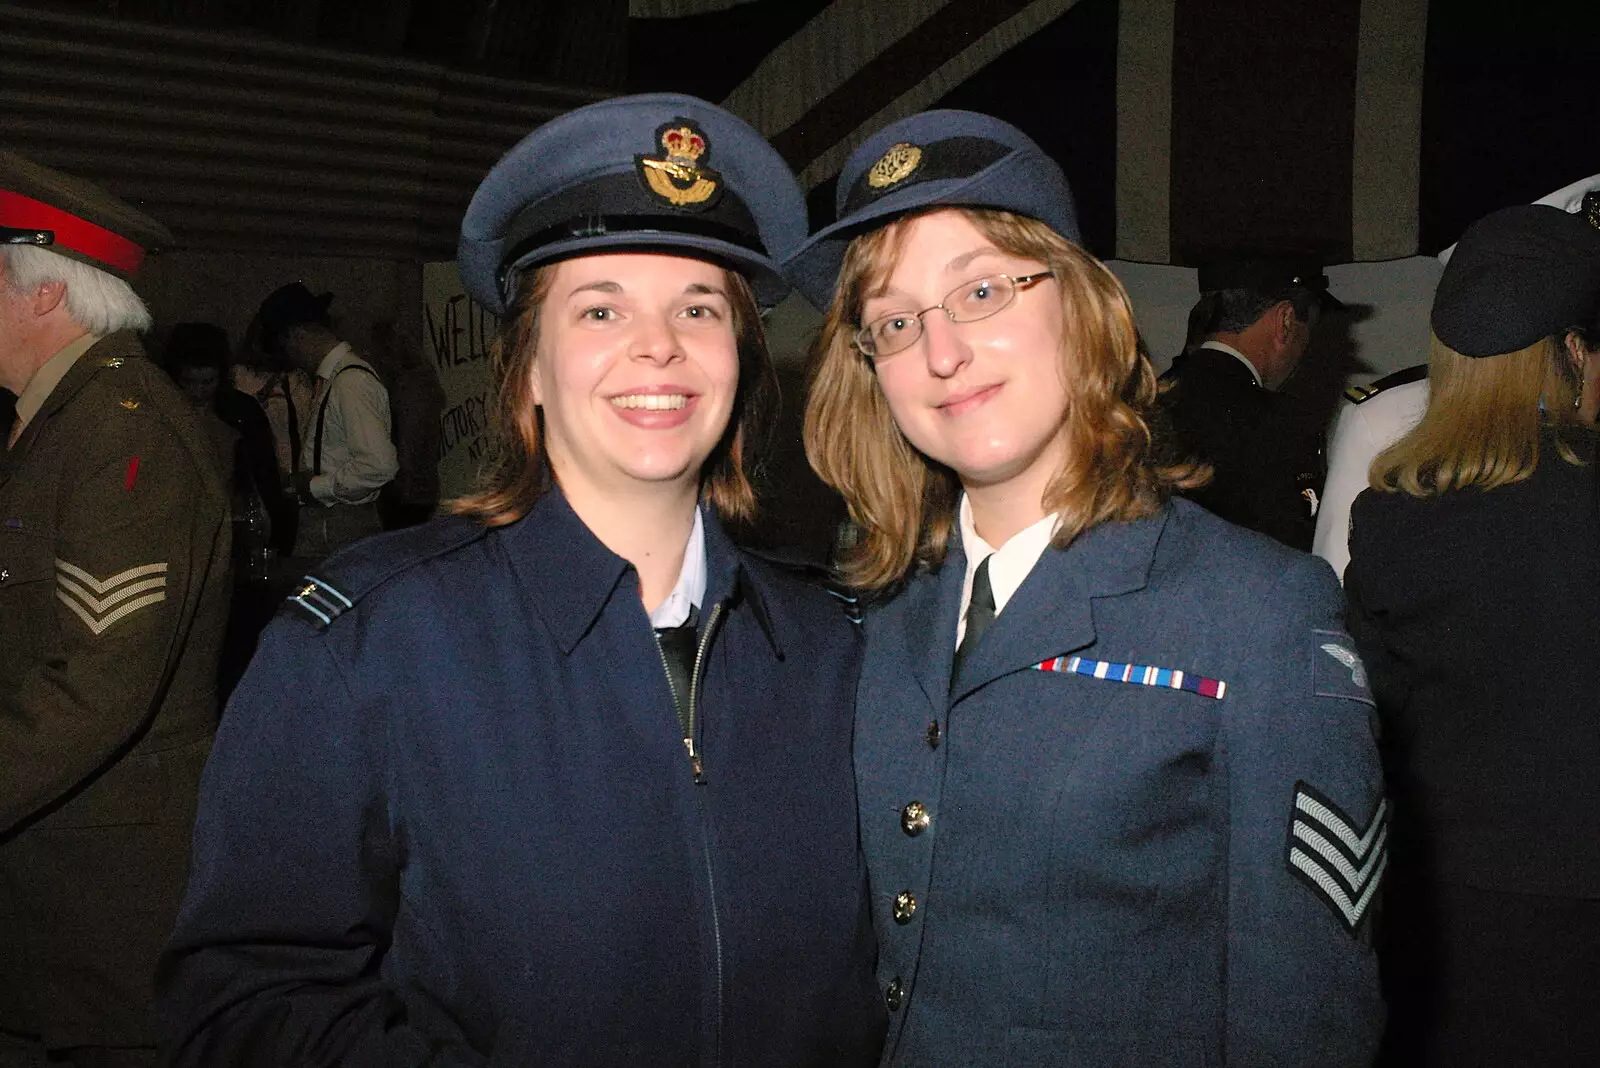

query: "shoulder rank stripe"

left=1033, top=655, right=1227, bottom=699
left=284, top=575, right=354, bottom=630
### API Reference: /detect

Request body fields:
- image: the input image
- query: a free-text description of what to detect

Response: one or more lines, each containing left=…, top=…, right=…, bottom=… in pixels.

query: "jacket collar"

left=0, top=332, right=142, bottom=490
left=501, top=487, right=780, bottom=658
left=904, top=504, right=1172, bottom=707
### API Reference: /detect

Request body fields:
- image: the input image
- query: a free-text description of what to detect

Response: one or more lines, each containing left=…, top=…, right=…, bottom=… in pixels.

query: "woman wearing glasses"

left=792, top=112, right=1384, bottom=1067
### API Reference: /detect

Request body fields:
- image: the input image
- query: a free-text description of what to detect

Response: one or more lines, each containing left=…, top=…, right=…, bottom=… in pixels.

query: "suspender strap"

left=313, top=363, right=379, bottom=477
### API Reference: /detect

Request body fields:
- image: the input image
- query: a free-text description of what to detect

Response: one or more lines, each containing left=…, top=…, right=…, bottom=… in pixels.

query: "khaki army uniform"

left=0, top=332, right=230, bottom=1052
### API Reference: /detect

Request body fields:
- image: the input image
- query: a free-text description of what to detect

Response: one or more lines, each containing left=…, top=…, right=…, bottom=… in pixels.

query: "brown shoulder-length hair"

left=1369, top=330, right=1587, bottom=497
left=803, top=207, right=1206, bottom=590
left=451, top=258, right=777, bottom=527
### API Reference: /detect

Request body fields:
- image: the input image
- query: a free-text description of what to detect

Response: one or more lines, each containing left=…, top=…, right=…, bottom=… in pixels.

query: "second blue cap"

left=783, top=110, right=1079, bottom=310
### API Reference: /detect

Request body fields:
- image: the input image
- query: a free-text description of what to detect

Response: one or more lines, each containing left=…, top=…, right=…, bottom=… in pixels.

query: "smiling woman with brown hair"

left=790, top=110, right=1385, bottom=1068
left=156, top=94, right=885, bottom=1067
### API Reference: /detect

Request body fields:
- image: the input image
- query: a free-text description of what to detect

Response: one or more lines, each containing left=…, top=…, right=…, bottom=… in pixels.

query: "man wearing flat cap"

left=1161, top=258, right=1337, bottom=550
left=252, top=282, right=397, bottom=560
left=0, top=152, right=229, bottom=1067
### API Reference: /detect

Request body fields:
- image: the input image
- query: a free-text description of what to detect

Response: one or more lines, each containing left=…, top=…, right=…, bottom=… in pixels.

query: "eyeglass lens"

left=860, top=275, right=1022, bottom=358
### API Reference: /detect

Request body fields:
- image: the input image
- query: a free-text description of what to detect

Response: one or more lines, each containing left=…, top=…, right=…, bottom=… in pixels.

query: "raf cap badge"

left=867, top=142, right=923, bottom=190
left=637, top=121, right=722, bottom=210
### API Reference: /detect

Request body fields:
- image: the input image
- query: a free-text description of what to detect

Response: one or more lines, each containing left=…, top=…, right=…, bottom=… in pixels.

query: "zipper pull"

left=684, top=738, right=707, bottom=785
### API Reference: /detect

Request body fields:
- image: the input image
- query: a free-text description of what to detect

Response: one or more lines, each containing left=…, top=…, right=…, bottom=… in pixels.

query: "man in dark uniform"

left=1161, top=259, right=1338, bottom=550
left=0, top=152, right=230, bottom=1067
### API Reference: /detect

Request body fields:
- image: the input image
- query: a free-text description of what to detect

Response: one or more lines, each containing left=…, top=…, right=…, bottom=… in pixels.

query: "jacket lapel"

left=950, top=506, right=1172, bottom=703
left=901, top=549, right=968, bottom=713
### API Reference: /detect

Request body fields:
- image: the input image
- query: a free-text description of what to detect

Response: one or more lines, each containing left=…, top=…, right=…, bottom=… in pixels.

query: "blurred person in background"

left=1346, top=203, right=1600, bottom=1067
left=253, top=283, right=397, bottom=560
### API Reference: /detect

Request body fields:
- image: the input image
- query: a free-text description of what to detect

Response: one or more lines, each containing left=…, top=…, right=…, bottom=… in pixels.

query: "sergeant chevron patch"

left=1286, top=781, right=1389, bottom=937
left=55, top=559, right=168, bottom=635
left=1034, top=655, right=1226, bottom=699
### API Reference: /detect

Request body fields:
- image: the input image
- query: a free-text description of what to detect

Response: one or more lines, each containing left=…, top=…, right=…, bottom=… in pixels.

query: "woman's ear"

left=1563, top=330, right=1589, bottom=373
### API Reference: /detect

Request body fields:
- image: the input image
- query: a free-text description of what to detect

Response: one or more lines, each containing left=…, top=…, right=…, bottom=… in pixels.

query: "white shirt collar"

left=649, top=506, right=706, bottom=629
left=314, top=341, right=355, bottom=380
left=956, top=495, right=1059, bottom=643
left=1198, top=340, right=1264, bottom=388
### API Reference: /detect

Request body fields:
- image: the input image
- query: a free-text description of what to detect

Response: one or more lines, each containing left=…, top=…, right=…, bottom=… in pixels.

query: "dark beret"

left=1431, top=204, right=1600, bottom=357
left=0, top=150, right=172, bottom=281
left=458, top=93, right=806, bottom=315
left=782, top=110, right=1079, bottom=310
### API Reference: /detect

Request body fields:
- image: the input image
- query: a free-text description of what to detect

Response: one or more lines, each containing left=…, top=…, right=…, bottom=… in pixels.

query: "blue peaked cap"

left=783, top=110, right=1079, bottom=310
left=459, top=93, right=807, bottom=315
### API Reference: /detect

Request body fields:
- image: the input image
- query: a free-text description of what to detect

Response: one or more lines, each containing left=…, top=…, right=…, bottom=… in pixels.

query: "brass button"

left=901, top=801, right=929, bottom=836
left=893, top=890, right=917, bottom=924
left=884, top=977, right=904, bottom=1011
left=926, top=720, right=941, bottom=749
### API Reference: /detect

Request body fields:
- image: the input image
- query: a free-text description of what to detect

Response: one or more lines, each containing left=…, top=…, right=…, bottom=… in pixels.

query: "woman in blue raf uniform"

left=1347, top=205, right=1600, bottom=1067
left=790, top=113, right=1385, bottom=1067
left=156, top=95, right=885, bottom=1067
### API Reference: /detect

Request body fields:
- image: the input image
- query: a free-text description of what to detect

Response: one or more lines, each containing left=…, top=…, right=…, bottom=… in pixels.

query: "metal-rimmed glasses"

left=853, top=271, right=1056, bottom=359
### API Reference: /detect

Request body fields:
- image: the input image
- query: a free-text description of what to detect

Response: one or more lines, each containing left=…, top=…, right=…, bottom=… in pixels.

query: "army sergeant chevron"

left=55, top=559, right=169, bottom=635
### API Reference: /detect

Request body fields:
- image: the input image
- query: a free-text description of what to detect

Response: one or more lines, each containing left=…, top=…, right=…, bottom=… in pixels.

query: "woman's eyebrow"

left=946, top=246, right=1002, bottom=273
left=566, top=280, right=624, bottom=297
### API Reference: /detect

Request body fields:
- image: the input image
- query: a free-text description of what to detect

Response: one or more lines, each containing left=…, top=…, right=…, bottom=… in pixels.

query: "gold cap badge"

left=867, top=143, right=923, bottom=189
left=637, top=121, right=721, bottom=209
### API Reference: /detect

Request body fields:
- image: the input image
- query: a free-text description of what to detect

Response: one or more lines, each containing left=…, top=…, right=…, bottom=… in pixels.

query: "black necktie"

left=951, top=556, right=995, bottom=684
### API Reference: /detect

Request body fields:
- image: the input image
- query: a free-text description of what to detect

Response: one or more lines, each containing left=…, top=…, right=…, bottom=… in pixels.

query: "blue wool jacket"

left=157, top=490, right=885, bottom=1067
left=856, top=498, right=1384, bottom=1067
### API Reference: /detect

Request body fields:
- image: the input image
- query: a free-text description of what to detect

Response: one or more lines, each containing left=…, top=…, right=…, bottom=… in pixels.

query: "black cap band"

left=841, top=137, right=1012, bottom=216
left=497, top=171, right=764, bottom=283
left=1, top=227, right=54, bottom=247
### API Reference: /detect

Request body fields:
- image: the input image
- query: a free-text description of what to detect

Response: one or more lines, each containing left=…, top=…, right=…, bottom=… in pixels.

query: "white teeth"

left=611, top=394, right=688, bottom=410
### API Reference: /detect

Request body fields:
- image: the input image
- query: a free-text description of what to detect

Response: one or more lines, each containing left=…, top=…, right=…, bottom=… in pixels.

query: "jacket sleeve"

left=0, top=414, right=220, bottom=835
left=1223, top=554, right=1386, bottom=1067
left=309, top=371, right=398, bottom=506
left=155, top=619, right=484, bottom=1068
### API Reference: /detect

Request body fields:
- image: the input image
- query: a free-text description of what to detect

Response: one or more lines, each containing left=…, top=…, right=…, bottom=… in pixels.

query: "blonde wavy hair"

left=804, top=207, right=1205, bottom=590
left=1370, top=331, right=1588, bottom=497
left=452, top=260, right=776, bottom=527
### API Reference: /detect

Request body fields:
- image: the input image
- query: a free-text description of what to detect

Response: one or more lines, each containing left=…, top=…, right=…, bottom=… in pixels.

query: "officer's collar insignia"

left=866, top=142, right=923, bottom=190
left=1034, top=654, right=1226, bottom=700
left=1583, top=189, right=1600, bottom=232
left=1286, top=781, right=1389, bottom=938
left=637, top=120, right=722, bottom=210
left=103, top=357, right=123, bottom=368
left=119, top=398, right=139, bottom=410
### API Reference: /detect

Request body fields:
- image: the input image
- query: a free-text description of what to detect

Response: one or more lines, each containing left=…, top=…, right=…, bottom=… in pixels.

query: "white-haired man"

left=0, top=152, right=229, bottom=1067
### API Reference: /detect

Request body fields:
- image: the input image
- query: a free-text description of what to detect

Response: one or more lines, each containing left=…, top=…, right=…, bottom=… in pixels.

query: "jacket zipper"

left=688, top=602, right=725, bottom=1067
left=686, top=602, right=724, bottom=784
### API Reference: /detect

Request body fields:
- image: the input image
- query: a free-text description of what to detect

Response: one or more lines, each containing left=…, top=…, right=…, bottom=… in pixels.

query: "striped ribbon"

left=1033, top=654, right=1226, bottom=699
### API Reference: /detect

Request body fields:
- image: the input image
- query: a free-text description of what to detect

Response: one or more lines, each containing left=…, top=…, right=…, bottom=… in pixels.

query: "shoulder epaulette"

left=1344, top=364, right=1427, bottom=405
left=278, top=515, right=491, bottom=632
